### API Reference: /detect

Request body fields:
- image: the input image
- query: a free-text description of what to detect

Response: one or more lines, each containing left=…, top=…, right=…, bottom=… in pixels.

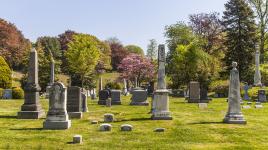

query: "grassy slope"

left=0, top=97, right=268, bottom=149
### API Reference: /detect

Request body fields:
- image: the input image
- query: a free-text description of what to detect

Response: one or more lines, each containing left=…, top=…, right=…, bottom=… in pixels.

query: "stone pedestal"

left=151, top=90, right=172, bottom=120
left=130, top=90, right=149, bottom=106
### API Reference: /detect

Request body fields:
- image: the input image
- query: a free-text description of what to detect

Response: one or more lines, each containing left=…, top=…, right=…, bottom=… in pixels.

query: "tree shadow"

left=10, top=128, right=43, bottom=131
left=0, top=115, right=17, bottom=119
left=187, top=121, right=224, bottom=125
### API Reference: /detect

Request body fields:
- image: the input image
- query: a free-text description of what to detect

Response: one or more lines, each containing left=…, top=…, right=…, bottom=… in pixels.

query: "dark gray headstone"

left=98, top=90, right=109, bottom=105
left=258, top=89, right=266, bottom=102
left=111, top=90, right=121, bottom=105
left=200, top=88, right=211, bottom=103
left=130, top=90, right=148, bottom=106
left=188, top=82, right=200, bottom=103
left=81, top=93, right=88, bottom=112
left=67, top=86, right=82, bottom=118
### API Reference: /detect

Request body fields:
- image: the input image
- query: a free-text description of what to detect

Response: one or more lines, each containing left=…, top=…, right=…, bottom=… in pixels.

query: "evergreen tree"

left=222, top=0, right=257, bottom=82
left=146, top=39, right=158, bottom=60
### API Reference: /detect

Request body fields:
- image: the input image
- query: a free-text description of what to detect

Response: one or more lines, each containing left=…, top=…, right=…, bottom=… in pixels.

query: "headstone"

left=17, top=48, right=45, bottom=119
left=258, top=89, right=266, bottom=102
left=99, top=123, right=112, bottom=131
left=130, top=90, right=149, bottom=105
left=43, top=82, right=71, bottom=129
left=151, top=44, right=172, bottom=120
left=81, top=93, right=88, bottom=112
left=104, top=113, right=114, bottom=122
left=198, top=103, right=207, bottom=109
left=200, top=88, right=211, bottom=103
left=254, top=49, right=262, bottom=86
left=67, top=86, right=82, bottom=119
left=243, top=83, right=250, bottom=100
left=98, top=90, right=109, bottom=105
left=121, top=124, right=133, bottom=131
left=111, top=90, right=121, bottom=105
left=154, top=128, right=165, bottom=132
left=188, top=82, right=200, bottom=103
left=73, top=135, right=82, bottom=144
left=91, top=89, right=97, bottom=100
left=242, top=105, right=251, bottom=109
left=247, top=102, right=252, bottom=105
left=3, top=89, right=12, bottom=99
left=223, top=62, right=246, bottom=124
left=91, top=120, right=98, bottom=124
left=147, top=82, right=155, bottom=96
left=255, top=102, right=263, bottom=108
left=106, top=98, right=111, bottom=107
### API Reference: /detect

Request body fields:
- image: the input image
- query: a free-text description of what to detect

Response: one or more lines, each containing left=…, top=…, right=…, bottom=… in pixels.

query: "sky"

left=0, top=0, right=228, bottom=52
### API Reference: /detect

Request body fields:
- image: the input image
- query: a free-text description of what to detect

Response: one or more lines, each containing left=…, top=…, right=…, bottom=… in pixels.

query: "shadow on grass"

left=0, top=115, right=17, bottom=119
left=10, top=128, right=43, bottom=131
left=187, top=121, right=223, bottom=125
left=99, top=117, right=152, bottom=123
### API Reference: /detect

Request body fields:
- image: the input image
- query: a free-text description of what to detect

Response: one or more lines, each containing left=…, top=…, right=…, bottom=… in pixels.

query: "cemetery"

left=2, top=0, right=268, bottom=149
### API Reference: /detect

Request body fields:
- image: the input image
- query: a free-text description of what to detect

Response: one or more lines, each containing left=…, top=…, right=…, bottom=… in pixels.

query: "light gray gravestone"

left=106, top=98, right=112, bottom=107
left=254, top=49, right=262, bottom=86
left=81, top=92, right=88, bottom=112
left=43, top=82, right=71, bottom=129
left=67, top=86, right=83, bottom=119
left=151, top=44, right=172, bottom=120
left=111, top=90, right=121, bottom=105
left=104, top=113, right=114, bottom=122
left=198, top=103, right=208, bottom=109
left=242, top=105, right=251, bottom=109
left=100, top=123, right=112, bottom=131
left=223, top=62, right=246, bottom=124
left=17, top=48, right=45, bottom=119
left=188, top=82, right=200, bottom=103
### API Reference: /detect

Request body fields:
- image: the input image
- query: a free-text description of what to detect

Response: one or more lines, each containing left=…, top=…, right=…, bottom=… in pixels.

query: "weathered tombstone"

left=200, top=88, right=211, bottom=103
left=17, top=48, right=45, bottom=119
left=104, top=113, right=114, bottom=122
left=81, top=92, right=88, bottom=112
left=91, top=89, right=97, bottom=100
left=258, top=89, right=266, bottom=102
left=243, top=83, right=250, bottom=100
left=98, top=90, right=109, bottom=105
left=111, top=90, right=121, bottom=105
left=73, top=135, right=82, bottom=144
left=43, top=82, right=71, bottom=129
left=99, top=123, right=112, bottom=131
left=198, top=103, right=208, bottom=109
left=121, top=124, right=133, bottom=131
left=67, top=86, right=82, bottom=119
left=147, top=82, right=155, bottom=96
left=106, top=98, right=111, bottom=107
left=242, top=105, right=251, bottom=109
left=223, top=62, right=246, bottom=124
left=255, top=102, right=263, bottom=108
left=130, top=90, right=149, bottom=105
left=3, top=89, right=12, bottom=99
left=254, top=49, right=262, bottom=86
left=188, top=82, right=200, bottom=103
left=151, top=44, right=172, bottom=120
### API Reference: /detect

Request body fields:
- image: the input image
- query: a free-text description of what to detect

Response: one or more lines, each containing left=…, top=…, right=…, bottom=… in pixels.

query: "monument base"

left=188, top=99, right=200, bottom=103
left=68, top=112, right=82, bottom=119
left=130, top=102, right=149, bottom=106
left=43, top=120, right=71, bottom=130
left=151, top=89, right=172, bottom=120
left=223, top=113, right=247, bottom=124
left=17, top=110, right=45, bottom=119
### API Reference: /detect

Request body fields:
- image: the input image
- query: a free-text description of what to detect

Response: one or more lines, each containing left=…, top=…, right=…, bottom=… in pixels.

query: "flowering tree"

left=118, top=54, right=155, bottom=85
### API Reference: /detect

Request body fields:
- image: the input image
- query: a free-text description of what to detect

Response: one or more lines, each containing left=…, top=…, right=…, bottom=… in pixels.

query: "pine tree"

left=222, top=0, right=257, bottom=82
left=146, top=39, right=157, bottom=60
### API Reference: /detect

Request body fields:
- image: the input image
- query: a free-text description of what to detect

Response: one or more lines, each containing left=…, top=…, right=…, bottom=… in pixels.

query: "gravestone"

left=111, top=90, right=121, bottom=105
left=99, top=123, right=112, bottom=131
left=130, top=90, right=149, bottom=105
left=123, top=79, right=129, bottom=96
left=223, top=62, right=246, bottom=124
left=17, top=48, right=45, bottom=119
left=73, top=135, right=82, bottom=144
left=147, top=82, right=155, bottom=96
left=43, top=82, right=71, bottom=129
left=151, top=44, right=172, bottom=120
left=104, top=113, right=114, bottom=122
left=121, top=124, right=133, bottom=131
left=243, top=83, right=250, bottom=100
left=198, top=103, right=208, bottom=109
left=106, top=98, right=111, bottom=107
left=3, top=89, right=12, bottom=99
left=81, top=93, right=88, bottom=112
left=98, top=90, right=109, bottom=105
left=242, top=105, right=251, bottom=109
left=91, top=89, right=97, bottom=100
left=258, top=89, right=266, bottom=102
left=67, top=86, right=82, bottom=119
left=200, top=88, right=211, bottom=103
left=188, top=82, right=200, bottom=103
left=255, top=102, right=263, bottom=108
left=254, top=49, right=262, bottom=86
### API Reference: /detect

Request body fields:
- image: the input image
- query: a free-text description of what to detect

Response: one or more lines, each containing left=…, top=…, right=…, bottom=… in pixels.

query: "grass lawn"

left=0, top=97, right=268, bottom=149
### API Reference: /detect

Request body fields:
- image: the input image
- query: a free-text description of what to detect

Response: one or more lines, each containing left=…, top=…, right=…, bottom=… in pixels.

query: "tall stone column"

left=254, top=50, right=262, bottom=86
left=99, top=77, right=103, bottom=93
left=49, top=58, right=55, bottom=85
left=18, top=48, right=45, bottom=119
left=151, top=44, right=172, bottom=120
left=223, top=62, right=246, bottom=124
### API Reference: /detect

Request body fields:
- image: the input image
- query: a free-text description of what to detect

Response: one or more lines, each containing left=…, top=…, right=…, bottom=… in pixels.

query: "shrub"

left=0, top=88, right=3, bottom=98
left=0, top=56, right=12, bottom=89
left=241, top=86, right=268, bottom=101
left=105, top=81, right=122, bottom=90
left=209, top=80, right=229, bottom=97
left=12, top=87, right=24, bottom=99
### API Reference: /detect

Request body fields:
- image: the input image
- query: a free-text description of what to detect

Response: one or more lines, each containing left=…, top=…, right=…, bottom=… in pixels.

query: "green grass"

left=1, top=97, right=268, bottom=149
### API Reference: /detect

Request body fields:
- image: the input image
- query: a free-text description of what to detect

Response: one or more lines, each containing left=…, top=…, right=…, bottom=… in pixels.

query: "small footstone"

left=247, top=102, right=252, bottom=105
left=73, top=135, right=82, bottom=144
left=198, top=103, right=207, bottom=109
left=255, top=105, right=263, bottom=109
left=256, top=102, right=262, bottom=105
left=242, top=105, right=251, bottom=109
left=91, top=120, right=98, bottom=124
left=104, top=113, right=114, bottom=122
left=154, top=128, right=165, bottom=132
left=121, top=124, right=133, bottom=131
left=100, top=123, right=112, bottom=131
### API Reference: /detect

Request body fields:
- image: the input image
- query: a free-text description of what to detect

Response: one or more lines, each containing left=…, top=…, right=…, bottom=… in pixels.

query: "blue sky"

left=0, top=0, right=228, bottom=52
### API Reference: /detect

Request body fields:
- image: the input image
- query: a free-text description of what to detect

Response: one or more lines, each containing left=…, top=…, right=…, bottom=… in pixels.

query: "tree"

left=222, top=0, right=258, bottom=82
left=125, top=45, right=144, bottom=56
left=118, top=54, right=155, bottom=85
left=189, top=12, right=224, bottom=55
left=0, top=56, right=12, bottom=88
left=94, top=40, right=112, bottom=73
left=65, top=34, right=100, bottom=88
left=248, top=0, right=268, bottom=63
left=0, top=18, right=31, bottom=69
left=36, top=36, right=61, bottom=60
left=146, top=39, right=158, bottom=60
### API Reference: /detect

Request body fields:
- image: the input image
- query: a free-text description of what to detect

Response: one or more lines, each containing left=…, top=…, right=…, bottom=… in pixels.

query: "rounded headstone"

left=99, top=123, right=112, bottom=131
left=154, top=128, right=165, bottom=132
left=104, top=113, right=114, bottom=122
left=121, top=124, right=133, bottom=131
left=73, top=135, right=82, bottom=144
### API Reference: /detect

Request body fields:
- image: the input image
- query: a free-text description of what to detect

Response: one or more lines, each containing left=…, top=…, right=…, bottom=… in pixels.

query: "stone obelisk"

left=151, top=44, right=172, bottom=120
left=223, top=62, right=246, bottom=124
left=123, top=78, right=128, bottom=96
left=49, top=58, right=55, bottom=85
left=18, top=48, right=45, bottom=119
left=254, top=50, right=262, bottom=86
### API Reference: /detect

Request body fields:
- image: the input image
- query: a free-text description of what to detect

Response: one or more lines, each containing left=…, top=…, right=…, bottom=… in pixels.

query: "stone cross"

left=157, top=44, right=166, bottom=89
left=223, top=62, right=246, bottom=124
left=254, top=49, right=262, bottom=86
left=18, top=48, right=44, bottom=119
